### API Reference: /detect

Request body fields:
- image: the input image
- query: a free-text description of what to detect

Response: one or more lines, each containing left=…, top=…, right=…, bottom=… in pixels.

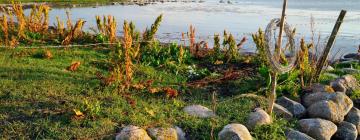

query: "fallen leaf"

left=44, top=50, right=53, bottom=59
left=67, top=61, right=81, bottom=72
left=73, top=109, right=85, bottom=120
left=73, top=109, right=84, bottom=116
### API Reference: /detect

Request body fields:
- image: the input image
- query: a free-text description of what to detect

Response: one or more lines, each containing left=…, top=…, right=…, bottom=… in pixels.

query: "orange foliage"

left=67, top=61, right=81, bottom=72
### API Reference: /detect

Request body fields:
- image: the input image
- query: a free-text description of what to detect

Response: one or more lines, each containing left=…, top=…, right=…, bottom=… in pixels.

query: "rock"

left=246, top=108, right=271, bottom=130
left=183, top=105, right=215, bottom=118
left=333, top=121, right=357, bottom=140
left=340, top=58, right=357, bottom=62
left=304, top=92, right=353, bottom=123
left=341, top=68, right=360, bottom=74
left=353, top=99, right=360, bottom=109
left=323, top=73, right=339, bottom=79
left=273, top=104, right=293, bottom=120
left=218, top=124, right=253, bottom=140
left=285, top=128, right=315, bottom=140
left=303, top=83, right=333, bottom=94
left=339, top=60, right=359, bottom=65
left=174, top=126, right=186, bottom=140
left=344, top=53, right=360, bottom=60
left=147, top=127, right=178, bottom=140
left=298, top=118, right=337, bottom=140
left=276, top=96, right=306, bottom=118
left=302, top=92, right=352, bottom=108
left=345, top=107, right=360, bottom=135
left=116, top=125, right=151, bottom=140
left=331, top=75, right=360, bottom=95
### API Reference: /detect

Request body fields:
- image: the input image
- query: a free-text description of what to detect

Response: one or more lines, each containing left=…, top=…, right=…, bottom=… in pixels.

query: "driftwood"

left=314, top=10, right=347, bottom=81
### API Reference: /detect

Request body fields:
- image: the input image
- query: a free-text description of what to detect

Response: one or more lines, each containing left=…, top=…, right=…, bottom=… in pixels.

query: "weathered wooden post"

left=314, top=10, right=347, bottom=81
left=265, top=0, right=297, bottom=114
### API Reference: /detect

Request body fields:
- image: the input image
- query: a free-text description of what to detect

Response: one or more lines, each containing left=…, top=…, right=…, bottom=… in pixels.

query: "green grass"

left=0, top=47, right=294, bottom=139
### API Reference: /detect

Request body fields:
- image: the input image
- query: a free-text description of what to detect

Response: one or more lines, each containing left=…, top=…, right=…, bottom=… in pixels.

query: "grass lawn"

left=0, top=47, right=295, bottom=139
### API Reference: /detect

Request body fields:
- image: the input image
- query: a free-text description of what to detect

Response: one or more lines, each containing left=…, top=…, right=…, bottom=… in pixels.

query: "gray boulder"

left=276, top=96, right=306, bottom=118
left=303, top=83, right=331, bottom=94
left=331, top=75, right=360, bottom=95
left=333, top=121, right=357, bottom=140
left=116, top=125, right=152, bottom=140
left=305, top=92, right=353, bottom=123
left=298, top=118, right=337, bottom=140
left=218, top=124, right=252, bottom=140
left=345, top=107, right=360, bottom=135
left=285, top=128, right=315, bottom=140
left=183, top=105, right=215, bottom=118
left=273, top=104, right=293, bottom=120
left=147, top=127, right=176, bottom=140
left=343, top=53, right=360, bottom=60
left=302, top=92, right=333, bottom=107
left=246, top=108, right=272, bottom=130
left=175, top=126, right=186, bottom=140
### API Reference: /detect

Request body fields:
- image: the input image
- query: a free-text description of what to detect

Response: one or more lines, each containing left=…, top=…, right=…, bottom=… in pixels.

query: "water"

left=47, top=0, right=360, bottom=57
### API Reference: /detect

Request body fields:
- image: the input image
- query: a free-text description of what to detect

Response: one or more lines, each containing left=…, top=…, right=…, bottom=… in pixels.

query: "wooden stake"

left=275, top=0, right=288, bottom=58
left=314, top=10, right=346, bottom=81
left=268, top=0, right=287, bottom=115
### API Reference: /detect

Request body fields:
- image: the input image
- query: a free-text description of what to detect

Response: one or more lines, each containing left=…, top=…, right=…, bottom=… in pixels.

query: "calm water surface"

left=47, top=0, right=360, bottom=57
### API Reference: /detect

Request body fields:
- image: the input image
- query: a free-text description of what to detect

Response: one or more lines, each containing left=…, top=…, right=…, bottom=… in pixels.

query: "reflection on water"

left=45, top=0, right=359, bottom=57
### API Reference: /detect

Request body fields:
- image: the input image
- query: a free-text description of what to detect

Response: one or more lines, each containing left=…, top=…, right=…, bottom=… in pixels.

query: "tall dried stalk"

left=142, top=14, right=163, bottom=47
left=95, top=15, right=117, bottom=43
left=188, top=25, right=196, bottom=54
left=252, top=29, right=268, bottom=65
left=299, top=38, right=309, bottom=88
left=179, top=44, right=185, bottom=64
left=56, top=16, right=65, bottom=36
left=213, top=34, right=221, bottom=59
left=225, top=34, right=238, bottom=62
left=0, top=14, right=9, bottom=46
left=12, top=3, right=26, bottom=37
left=66, top=11, right=73, bottom=31
left=61, top=19, right=85, bottom=45
left=28, top=4, right=50, bottom=33
left=123, top=21, right=133, bottom=88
